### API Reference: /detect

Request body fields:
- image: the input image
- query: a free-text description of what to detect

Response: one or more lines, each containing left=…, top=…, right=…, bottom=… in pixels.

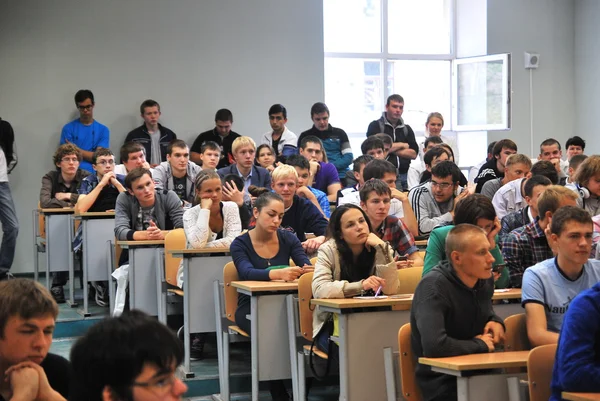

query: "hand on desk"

left=146, top=220, right=165, bottom=240
left=362, top=276, right=386, bottom=292
left=475, top=334, right=496, bottom=352
left=483, top=321, right=506, bottom=345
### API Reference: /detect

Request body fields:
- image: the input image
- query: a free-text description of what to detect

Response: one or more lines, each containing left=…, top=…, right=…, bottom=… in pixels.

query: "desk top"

left=117, top=240, right=165, bottom=248
left=232, top=280, right=298, bottom=293
left=75, top=211, right=116, bottom=218
left=419, top=351, right=529, bottom=371
left=168, top=248, right=230, bottom=256
left=311, top=296, right=413, bottom=310
left=493, top=288, right=522, bottom=300
left=39, top=208, right=74, bottom=214
left=562, top=393, right=600, bottom=401
left=415, top=239, right=428, bottom=247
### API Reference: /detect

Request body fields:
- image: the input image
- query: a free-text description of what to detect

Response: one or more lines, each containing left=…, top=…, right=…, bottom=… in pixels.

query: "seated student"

left=374, top=132, right=393, bottom=158
left=567, top=155, right=600, bottom=216
left=114, top=142, right=151, bottom=175
left=298, top=135, right=341, bottom=202
left=501, top=185, right=578, bottom=288
left=359, top=179, right=423, bottom=267
left=407, top=136, right=443, bottom=189
left=198, top=140, right=221, bottom=171
left=408, top=161, right=466, bottom=236
left=217, top=136, right=271, bottom=204
left=561, top=153, right=587, bottom=186
left=535, top=138, right=569, bottom=179
left=124, top=99, right=177, bottom=167
left=270, top=164, right=328, bottom=253
left=342, top=136, right=386, bottom=188
left=550, top=281, right=600, bottom=400
left=261, top=103, right=297, bottom=159
left=411, top=224, right=505, bottom=401
left=336, top=155, right=373, bottom=206
left=468, top=141, right=496, bottom=184
left=69, top=310, right=187, bottom=401
left=416, top=145, right=451, bottom=185
left=439, top=143, right=468, bottom=187
left=152, top=139, right=201, bottom=207
left=190, top=108, right=240, bottom=169
left=565, top=135, right=586, bottom=161
left=481, top=153, right=531, bottom=200
left=522, top=206, right=600, bottom=348
left=230, top=192, right=311, bottom=401
left=474, top=139, right=518, bottom=193
left=255, top=144, right=277, bottom=173
left=492, top=159, right=559, bottom=219
left=423, top=194, right=509, bottom=288
left=285, top=154, right=331, bottom=218
left=499, top=175, right=552, bottom=242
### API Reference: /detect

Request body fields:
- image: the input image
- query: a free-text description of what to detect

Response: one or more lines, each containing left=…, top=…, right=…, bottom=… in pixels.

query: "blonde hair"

left=506, top=154, right=532, bottom=169
left=426, top=112, right=444, bottom=126
left=231, top=136, right=256, bottom=154
left=573, top=155, right=600, bottom=187
left=271, top=164, right=298, bottom=183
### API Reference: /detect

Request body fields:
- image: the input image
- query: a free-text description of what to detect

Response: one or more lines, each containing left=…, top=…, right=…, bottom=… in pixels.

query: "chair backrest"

left=164, top=229, right=186, bottom=287
left=416, top=250, right=426, bottom=260
left=297, top=272, right=315, bottom=342
left=527, top=344, right=557, bottom=401
left=398, top=267, right=424, bottom=294
left=504, top=313, right=531, bottom=351
left=398, top=323, right=422, bottom=401
left=223, top=262, right=239, bottom=323
left=310, top=256, right=317, bottom=266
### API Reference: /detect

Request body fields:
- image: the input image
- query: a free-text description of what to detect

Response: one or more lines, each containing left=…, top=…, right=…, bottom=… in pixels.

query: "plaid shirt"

left=499, top=206, right=531, bottom=243
left=375, top=215, right=418, bottom=257
left=308, top=186, right=331, bottom=218
left=500, top=217, right=553, bottom=288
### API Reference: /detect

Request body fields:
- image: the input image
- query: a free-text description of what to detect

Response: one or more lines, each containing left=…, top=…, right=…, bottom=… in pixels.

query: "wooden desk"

left=419, top=351, right=529, bottom=374
left=37, top=208, right=75, bottom=293
left=563, top=393, right=600, bottom=401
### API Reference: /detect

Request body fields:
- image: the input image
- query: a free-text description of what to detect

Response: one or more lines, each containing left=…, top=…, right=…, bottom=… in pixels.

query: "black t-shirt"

left=89, top=184, right=120, bottom=212
left=271, top=137, right=281, bottom=157
left=172, top=175, right=187, bottom=201
left=190, top=129, right=241, bottom=169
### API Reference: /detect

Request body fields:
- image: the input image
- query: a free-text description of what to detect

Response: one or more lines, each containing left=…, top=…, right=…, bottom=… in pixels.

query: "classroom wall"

left=0, top=0, right=324, bottom=273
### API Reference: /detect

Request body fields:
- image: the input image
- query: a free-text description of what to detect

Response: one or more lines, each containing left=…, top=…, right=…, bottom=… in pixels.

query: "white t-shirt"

left=0, top=148, right=8, bottom=182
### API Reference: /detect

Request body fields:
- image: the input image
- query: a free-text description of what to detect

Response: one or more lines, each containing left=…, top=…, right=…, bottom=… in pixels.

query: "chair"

left=398, top=324, right=422, bottom=401
left=156, top=229, right=186, bottom=323
left=527, top=344, right=557, bottom=401
left=504, top=313, right=531, bottom=351
left=398, top=267, right=424, bottom=294
left=310, top=256, right=317, bottom=266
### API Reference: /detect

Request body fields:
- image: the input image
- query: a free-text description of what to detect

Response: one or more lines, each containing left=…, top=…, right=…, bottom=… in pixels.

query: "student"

left=270, top=164, right=328, bottom=253
left=261, top=104, right=297, bottom=159
left=418, top=112, right=459, bottom=164
left=565, top=135, right=586, bottom=161
left=124, top=99, right=177, bottom=167
left=550, top=281, right=600, bottom=400
left=474, top=139, right=518, bottom=193
left=0, top=278, right=69, bottom=401
left=0, top=119, right=18, bottom=280
left=537, top=138, right=568, bottom=178
left=69, top=310, right=187, bottom=401
left=416, top=146, right=451, bottom=185
left=60, top=89, right=110, bottom=173
left=336, top=155, right=374, bottom=205
left=114, top=142, right=151, bottom=175
left=360, top=136, right=386, bottom=160
left=374, top=133, right=393, bottom=158
left=255, top=144, right=277, bottom=173
left=501, top=185, right=578, bottom=288
left=198, top=140, right=221, bottom=171
left=567, top=155, right=600, bottom=216
left=411, top=224, right=505, bottom=401
left=152, top=139, right=201, bottom=206
left=407, top=136, right=443, bottom=189
left=230, top=192, right=311, bottom=401
left=468, top=141, right=496, bottom=184
left=366, top=94, right=419, bottom=190
left=561, top=153, right=587, bottom=186
left=481, top=154, right=531, bottom=200
left=359, top=179, right=423, bottom=267
left=285, top=154, right=331, bottom=218
left=298, top=135, right=341, bottom=202
left=522, top=206, right=600, bottom=347
left=438, top=144, right=468, bottom=187
left=190, top=108, right=240, bottom=168
left=297, top=102, right=353, bottom=181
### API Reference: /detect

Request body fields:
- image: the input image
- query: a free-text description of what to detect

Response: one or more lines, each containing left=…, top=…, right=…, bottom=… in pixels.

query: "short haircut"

left=92, top=147, right=114, bottom=164
left=550, top=206, right=592, bottom=236
left=166, top=139, right=188, bottom=155
left=573, top=155, right=600, bottom=187
left=120, top=142, right=145, bottom=163
left=423, top=146, right=450, bottom=167
left=374, top=133, right=393, bottom=147
left=445, top=224, right=486, bottom=261
left=69, top=310, right=183, bottom=401
left=255, top=192, right=284, bottom=211
left=386, top=94, right=404, bottom=106
left=200, top=140, right=221, bottom=154
left=569, top=154, right=588, bottom=170
left=139, top=99, right=160, bottom=114
left=248, top=185, right=270, bottom=197
left=53, top=143, right=82, bottom=165
left=268, top=104, right=287, bottom=118
left=359, top=178, right=391, bottom=202
left=352, top=155, right=374, bottom=173
left=124, top=167, right=152, bottom=190
left=487, top=141, right=497, bottom=155
left=505, top=154, right=532, bottom=169
left=530, top=160, right=559, bottom=184
left=361, top=136, right=385, bottom=155
left=492, top=139, right=518, bottom=157
left=424, top=136, right=443, bottom=149
left=431, top=161, right=462, bottom=183
left=300, top=135, right=323, bottom=150
left=74, top=89, right=94, bottom=105
left=454, top=194, right=497, bottom=225
left=231, top=136, right=256, bottom=154
left=540, top=138, right=561, bottom=152
left=310, top=102, right=329, bottom=117
left=363, top=159, right=397, bottom=181
left=215, top=108, right=233, bottom=123
left=426, top=112, right=444, bottom=126
left=223, top=174, right=244, bottom=191
left=537, top=185, right=579, bottom=222
left=272, top=163, right=298, bottom=182
left=523, top=175, right=552, bottom=198
left=193, top=169, right=220, bottom=191
left=285, top=154, right=310, bottom=170
left=565, top=136, right=586, bottom=151
left=0, top=278, right=58, bottom=338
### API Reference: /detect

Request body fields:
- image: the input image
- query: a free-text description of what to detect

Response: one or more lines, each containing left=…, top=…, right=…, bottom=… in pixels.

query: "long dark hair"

left=327, top=204, right=376, bottom=282
left=0, top=119, right=15, bottom=169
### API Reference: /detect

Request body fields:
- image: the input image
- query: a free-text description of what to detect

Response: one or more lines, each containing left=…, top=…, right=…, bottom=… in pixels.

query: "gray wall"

left=0, top=1, right=324, bottom=273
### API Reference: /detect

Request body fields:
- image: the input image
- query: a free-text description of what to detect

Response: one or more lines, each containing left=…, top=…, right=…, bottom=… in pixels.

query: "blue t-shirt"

left=522, top=257, right=600, bottom=332
left=60, top=119, right=110, bottom=172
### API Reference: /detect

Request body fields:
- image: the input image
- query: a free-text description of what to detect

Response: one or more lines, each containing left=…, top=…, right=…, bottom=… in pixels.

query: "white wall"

left=0, top=0, right=324, bottom=273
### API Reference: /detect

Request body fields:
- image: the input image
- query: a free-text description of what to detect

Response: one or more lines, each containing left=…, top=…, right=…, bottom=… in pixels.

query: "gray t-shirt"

left=481, top=177, right=503, bottom=200
left=149, top=129, right=162, bottom=165
left=135, top=206, right=156, bottom=231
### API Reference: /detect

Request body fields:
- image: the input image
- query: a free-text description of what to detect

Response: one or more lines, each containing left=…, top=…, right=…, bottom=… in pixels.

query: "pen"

left=374, top=285, right=382, bottom=297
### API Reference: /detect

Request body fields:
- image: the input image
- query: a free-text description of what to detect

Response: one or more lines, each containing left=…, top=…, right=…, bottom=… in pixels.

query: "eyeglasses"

left=431, top=181, right=453, bottom=189
left=77, top=104, right=94, bottom=110
left=132, top=374, right=178, bottom=396
left=61, top=157, right=79, bottom=163
left=95, top=159, right=115, bottom=166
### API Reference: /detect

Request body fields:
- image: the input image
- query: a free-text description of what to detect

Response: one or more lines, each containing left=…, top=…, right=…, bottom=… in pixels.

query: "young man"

left=408, top=161, right=465, bottom=236
left=501, top=185, right=579, bottom=288
left=565, top=135, right=586, bottom=161
left=270, top=164, right=328, bottom=253
left=522, top=206, right=600, bottom=348
left=60, top=89, right=110, bottom=173
left=69, top=310, right=187, bottom=401
left=152, top=139, right=201, bottom=206
left=198, top=140, right=221, bottom=170
left=468, top=141, right=496, bottom=184
left=285, top=154, right=330, bottom=218
left=261, top=104, right=297, bottom=159
left=407, top=136, right=444, bottom=190
left=0, top=119, right=18, bottom=280
left=360, top=136, right=386, bottom=160
left=359, top=179, right=423, bottom=267
left=336, top=155, right=374, bottom=206
left=474, top=139, right=518, bottom=193
left=561, top=153, right=587, bottom=186
left=114, top=142, right=151, bottom=175
left=298, top=135, right=341, bottom=202
left=411, top=224, right=505, bottom=401
left=481, top=154, right=531, bottom=200
left=297, top=102, right=353, bottom=180
left=535, top=138, right=568, bottom=178
left=190, top=108, right=240, bottom=168
left=366, top=94, right=419, bottom=190
left=414, top=145, right=452, bottom=185
left=0, top=278, right=69, bottom=401
left=124, top=99, right=177, bottom=167
left=374, top=133, right=393, bottom=158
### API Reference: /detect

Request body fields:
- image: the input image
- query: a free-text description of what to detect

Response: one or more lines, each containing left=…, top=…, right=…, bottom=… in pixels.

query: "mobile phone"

left=492, top=264, right=506, bottom=274
left=395, top=254, right=408, bottom=261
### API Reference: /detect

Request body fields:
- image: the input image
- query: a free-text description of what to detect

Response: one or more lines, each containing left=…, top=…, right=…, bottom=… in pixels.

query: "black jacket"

left=474, top=158, right=502, bottom=193
left=366, top=114, right=418, bottom=173
left=124, top=123, right=177, bottom=163
left=410, top=261, right=504, bottom=401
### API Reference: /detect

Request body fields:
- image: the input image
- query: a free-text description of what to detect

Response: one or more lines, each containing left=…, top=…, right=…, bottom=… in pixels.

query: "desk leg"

left=78, top=220, right=90, bottom=316
left=286, top=295, right=300, bottom=401
left=338, top=314, right=350, bottom=401
left=456, top=373, right=528, bottom=401
left=106, top=241, right=115, bottom=316
left=44, top=215, right=51, bottom=289
left=32, top=210, right=39, bottom=282
left=67, top=215, right=77, bottom=308
left=250, top=296, right=259, bottom=401
left=129, top=250, right=136, bottom=310
left=182, top=258, right=194, bottom=378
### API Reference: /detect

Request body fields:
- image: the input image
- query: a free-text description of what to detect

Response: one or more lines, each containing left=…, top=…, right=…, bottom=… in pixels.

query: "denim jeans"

left=396, top=172, right=408, bottom=191
left=0, top=182, right=18, bottom=276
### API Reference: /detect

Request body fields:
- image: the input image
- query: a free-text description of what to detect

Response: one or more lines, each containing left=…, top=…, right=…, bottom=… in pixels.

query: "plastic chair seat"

left=303, top=344, right=328, bottom=360
left=228, top=325, right=249, bottom=337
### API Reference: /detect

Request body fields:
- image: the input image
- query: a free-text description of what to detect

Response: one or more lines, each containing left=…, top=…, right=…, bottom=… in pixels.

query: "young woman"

left=570, top=155, right=600, bottom=217
left=311, top=204, right=398, bottom=355
left=255, top=144, right=277, bottom=172
left=422, top=112, right=459, bottom=165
